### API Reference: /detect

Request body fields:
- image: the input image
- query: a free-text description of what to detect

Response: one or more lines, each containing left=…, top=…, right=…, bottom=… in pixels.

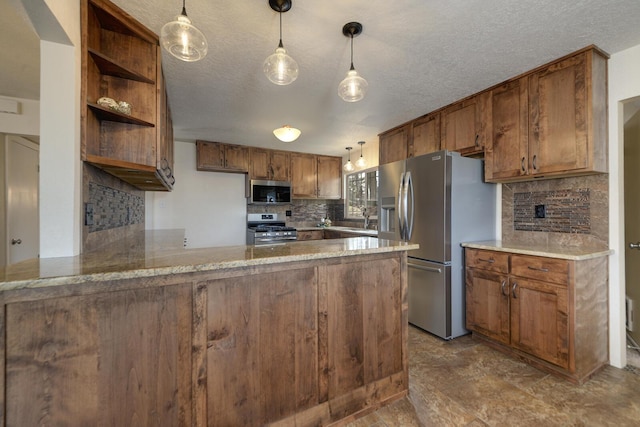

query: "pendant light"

left=338, top=22, right=368, bottom=102
left=344, top=147, right=355, bottom=172
left=273, top=125, right=301, bottom=142
left=161, top=0, right=208, bottom=62
left=355, top=141, right=367, bottom=168
left=264, top=0, right=298, bottom=85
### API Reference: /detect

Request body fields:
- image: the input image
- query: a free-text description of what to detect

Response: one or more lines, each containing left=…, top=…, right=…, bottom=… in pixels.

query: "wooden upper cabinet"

left=379, top=125, right=410, bottom=165
left=441, top=92, right=489, bottom=155
left=81, top=0, right=174, bottom=191
left=196, top=140, right=248, bottom=173
left=528, top=48, right=608, bottom=178
left=291, top=153, right=318, bottom=198
left=250, top=148, right=290, bottom=181
left=317, top=155, right=342, bottom=199
left=485, top=77, right=529, bottom=182
left=410, top=113, right=441, bottom=158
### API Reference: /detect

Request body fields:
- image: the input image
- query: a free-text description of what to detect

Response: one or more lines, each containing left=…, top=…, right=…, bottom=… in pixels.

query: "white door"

left=6, top=135, right=39, bottom=264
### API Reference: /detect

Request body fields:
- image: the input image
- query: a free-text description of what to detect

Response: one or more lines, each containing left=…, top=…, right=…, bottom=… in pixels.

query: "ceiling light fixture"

left=161, top=0, right=208, bottom=62
left=264, top=0, right=298, bottom=85
left=344, top=147, right=355, bottom=172
left=355, top=141, right=367, bottom=169
left=273, top=125, right=301, bottom=142
left=338, top=22, right=368, bottom=102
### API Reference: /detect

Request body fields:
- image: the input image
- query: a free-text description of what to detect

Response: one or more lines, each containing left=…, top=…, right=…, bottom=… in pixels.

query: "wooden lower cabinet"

left=465, top=248, right=608, bottom=383
left=1, top=252, right=407, bottom=426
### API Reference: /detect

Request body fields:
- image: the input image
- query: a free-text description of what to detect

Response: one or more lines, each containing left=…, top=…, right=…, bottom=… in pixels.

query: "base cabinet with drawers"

left=464, top=247, right=608, bottom=383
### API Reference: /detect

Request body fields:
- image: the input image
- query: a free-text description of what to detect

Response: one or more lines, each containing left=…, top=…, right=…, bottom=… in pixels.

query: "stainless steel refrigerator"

left=378, top=150, right=496, bottom=339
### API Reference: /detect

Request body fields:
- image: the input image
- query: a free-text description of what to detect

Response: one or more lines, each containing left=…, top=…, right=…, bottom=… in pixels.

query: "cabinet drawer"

left=510, top=254, right=569, bottom=285
left=465, top=249, right=509, bottom=273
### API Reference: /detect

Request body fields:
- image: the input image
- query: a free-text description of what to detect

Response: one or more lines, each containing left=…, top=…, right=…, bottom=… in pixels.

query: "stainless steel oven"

left=246, top=213, right=297, bottom=245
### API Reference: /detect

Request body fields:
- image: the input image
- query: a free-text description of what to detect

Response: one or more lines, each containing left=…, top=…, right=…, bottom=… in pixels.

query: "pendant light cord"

left=181, top=0, right=187, bottom=16
left=350, top=33, right=355, bottom=70
left=278, top=10, right=284, bottom=48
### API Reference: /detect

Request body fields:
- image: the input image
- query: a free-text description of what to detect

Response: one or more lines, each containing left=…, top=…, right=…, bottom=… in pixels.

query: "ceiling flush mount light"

left=264, top=0, right=298, bottom=85
left=161, top=0, right=208, bottom=62
left=355, top=141, right=367, bottom=168
left=338, top=22, right=368, bottom=102
left=273, top=125, right=301, bottom=142
left=344, top=147, right=355, bottom=172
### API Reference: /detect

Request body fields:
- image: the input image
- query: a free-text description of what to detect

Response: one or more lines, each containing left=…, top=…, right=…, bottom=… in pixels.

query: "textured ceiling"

left=3, top=0, right=640, bottom=156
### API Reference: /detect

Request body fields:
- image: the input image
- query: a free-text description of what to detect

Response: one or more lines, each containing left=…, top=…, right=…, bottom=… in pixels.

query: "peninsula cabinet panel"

left=205, top=267, right=318, bottom=426
left=485, top=77, right=529, bottom=182
left=411, top=113, right=441, bottom=157
left=4, top=284, right=192, bottom=426
left=379, top=124, right=410, bottom=165
left=527, top=48, right=608, bottom=179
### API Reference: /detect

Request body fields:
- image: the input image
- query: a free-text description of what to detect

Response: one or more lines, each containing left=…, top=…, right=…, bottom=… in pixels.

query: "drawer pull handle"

left=512, top=283, right=518, bottom=299
left=478, top=258, right=495, bottom=263
left=527, top=266, right=549, bottom=272
left=500, top=280, right=507, bottom=296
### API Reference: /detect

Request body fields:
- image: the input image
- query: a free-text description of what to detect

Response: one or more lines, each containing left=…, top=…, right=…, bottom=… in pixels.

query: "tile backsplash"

left=513, top=189, right=590, bottom=234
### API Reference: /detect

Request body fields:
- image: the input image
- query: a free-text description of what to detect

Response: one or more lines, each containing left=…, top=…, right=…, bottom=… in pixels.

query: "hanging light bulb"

left=344, top=147, right=355, bottom=172
left=264, top=0, right=298, bottom=85
left=355, top=141, right=367, bottom=168
left=161, top=0, right=208, bottom=62
left=273, top=125, right=301, bottom=142
left=338, top=22, right=368, bottom=102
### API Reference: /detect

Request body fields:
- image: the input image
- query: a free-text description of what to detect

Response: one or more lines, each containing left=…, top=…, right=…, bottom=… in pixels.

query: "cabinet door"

left=529, top=52, right=588, bottom=175
left=465, top=268, right=510, bottom=344
left=224, top=144, right=249, bottom=172
left=379, top=125, right=410, bottom=164
left=442, top=92, right=489, bottom=155
left=291, top=153, right=318, bottom=198
left=249, top=147, right=270, bottom=180
left=270, top=150, right=290, bottom=182
left=411, top=113, right=441, bottom=157
left=485, top=77, right=529, bottom=181
left=5, top=284, right=193, bottom=426
left=510, top=277, right=569, bottom=369
left=196, top=140, right=224, bottom=171
left=317, top=156, right=342, bottom=199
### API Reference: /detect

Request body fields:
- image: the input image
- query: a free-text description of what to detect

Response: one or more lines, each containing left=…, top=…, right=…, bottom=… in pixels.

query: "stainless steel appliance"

left=246, top=213, right=297, bottom=245
left=248, top=180, right=292, bottom=204
left=378, top=150, right=496, bottom=339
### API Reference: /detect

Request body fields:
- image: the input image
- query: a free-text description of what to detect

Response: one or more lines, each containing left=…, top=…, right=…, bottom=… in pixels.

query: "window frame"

left=343, top=166, right=378, bottom=220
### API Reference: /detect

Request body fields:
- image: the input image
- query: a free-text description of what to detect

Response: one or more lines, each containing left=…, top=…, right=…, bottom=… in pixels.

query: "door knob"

left=11, top=238, right=22, bottom=245
left=630, top=242, right=640, bottom=249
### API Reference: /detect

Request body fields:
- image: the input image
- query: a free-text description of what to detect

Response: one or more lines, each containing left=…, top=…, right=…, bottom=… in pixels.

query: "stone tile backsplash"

left=513, top=189, right=590, bottom=234
left=87, top=182, right=144, bottom=232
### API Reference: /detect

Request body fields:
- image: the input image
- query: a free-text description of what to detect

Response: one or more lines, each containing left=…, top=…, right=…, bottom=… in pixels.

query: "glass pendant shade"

left=273, top=125, right=301, bottom=142
left=343, top=147, right=355, bottom=172
left=161, top=12, right=208, bottom=62
left=339, top=68, right=368, bottom=102
left=264, top=45, right=299, bottom=85
left=355, top=140, right=367, bottom=168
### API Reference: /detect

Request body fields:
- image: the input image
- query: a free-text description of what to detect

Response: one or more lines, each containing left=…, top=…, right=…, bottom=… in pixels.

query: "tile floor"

left=346, top=326, right=640, bottom=426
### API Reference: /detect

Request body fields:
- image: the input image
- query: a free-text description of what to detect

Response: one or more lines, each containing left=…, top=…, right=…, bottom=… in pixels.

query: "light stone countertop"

left=461, top=240, right=613, bottom=260
left=0, top=230, right=415, bottom=292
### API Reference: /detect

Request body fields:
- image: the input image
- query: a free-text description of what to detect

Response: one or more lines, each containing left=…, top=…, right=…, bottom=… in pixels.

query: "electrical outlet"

left=85, top=203, right=94, bottom=226
left=286, top=210, right=292, bottom=217
left=535, top=204, right=546, bottom=218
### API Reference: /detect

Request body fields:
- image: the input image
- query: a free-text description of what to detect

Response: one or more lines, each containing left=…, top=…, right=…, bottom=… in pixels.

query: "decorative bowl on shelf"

left=97, top=97, right=118, bottom=111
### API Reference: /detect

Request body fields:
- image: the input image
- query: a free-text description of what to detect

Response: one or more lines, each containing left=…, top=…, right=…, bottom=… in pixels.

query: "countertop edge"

left=461, top=241, right=613, bottom=261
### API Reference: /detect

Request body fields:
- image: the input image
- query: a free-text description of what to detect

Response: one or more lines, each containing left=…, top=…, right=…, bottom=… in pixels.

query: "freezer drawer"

left=408, top=259, right=451, bottom=339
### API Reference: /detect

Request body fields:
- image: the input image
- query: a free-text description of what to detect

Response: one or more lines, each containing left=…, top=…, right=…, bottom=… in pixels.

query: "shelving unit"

left=81, top=0, right=174, bottom=191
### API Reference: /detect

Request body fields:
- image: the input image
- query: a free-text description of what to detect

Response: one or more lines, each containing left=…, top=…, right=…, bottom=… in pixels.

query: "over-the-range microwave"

left=248, top=179, right=292, bottom=204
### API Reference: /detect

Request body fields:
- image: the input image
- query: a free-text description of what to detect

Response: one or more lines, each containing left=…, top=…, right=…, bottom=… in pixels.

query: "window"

left=344, top=167, right=378, bottom=219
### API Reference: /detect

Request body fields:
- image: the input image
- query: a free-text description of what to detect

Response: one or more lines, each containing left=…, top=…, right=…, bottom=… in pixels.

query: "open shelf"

left=88, top=103, right=155, bottom=127
left=89, top=49, right=155, bottom=84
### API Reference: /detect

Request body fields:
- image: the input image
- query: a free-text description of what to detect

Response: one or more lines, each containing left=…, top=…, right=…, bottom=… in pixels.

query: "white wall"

left=0, top=97, right=40, bottom=136
left=609, top=43, right=640, bottom=368
left=145, top=141, right=247, bottom=248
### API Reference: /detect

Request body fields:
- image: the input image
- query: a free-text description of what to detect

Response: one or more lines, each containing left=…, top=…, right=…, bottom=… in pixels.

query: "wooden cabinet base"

left=0, top=252, right=408, bottom=426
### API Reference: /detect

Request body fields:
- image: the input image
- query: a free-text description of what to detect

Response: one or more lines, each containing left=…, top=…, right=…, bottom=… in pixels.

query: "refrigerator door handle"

left=409, top=264, right=442, bottom=274
left=405, top=171, right=414, bottom=240
left=398, top=172, right=405, bottom=239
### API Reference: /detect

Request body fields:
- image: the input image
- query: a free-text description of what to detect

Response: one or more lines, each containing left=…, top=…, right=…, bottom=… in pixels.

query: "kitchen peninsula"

left=0, top=231, right=417, bottom=426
